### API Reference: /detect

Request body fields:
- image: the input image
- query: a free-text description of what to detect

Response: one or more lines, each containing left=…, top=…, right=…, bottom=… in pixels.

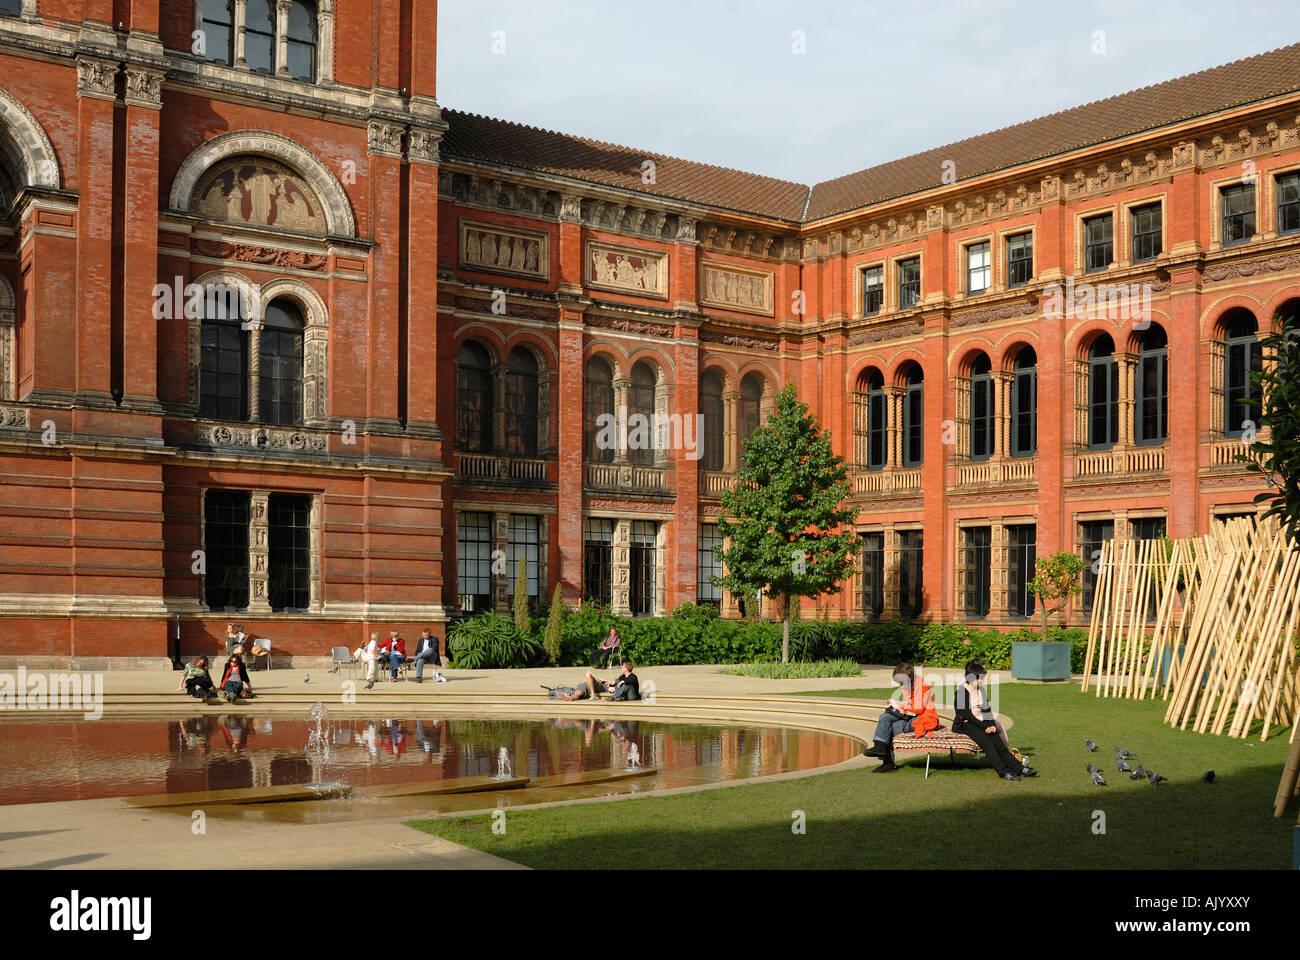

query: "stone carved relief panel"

left=584, top=241, right=668, bottom=300
left=192, top=157, right=327, bottom=234
left=458, top=219, right=550, bottom=281
left=699, top=260, right=774, bottom=317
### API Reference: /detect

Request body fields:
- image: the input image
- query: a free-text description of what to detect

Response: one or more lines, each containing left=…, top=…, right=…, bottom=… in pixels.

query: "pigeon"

left=1202, top=770, right=1216, bottom=783
left=1129, top=764, right=1146, bottom=781
left=1115, top=755, right=1132, bottom=773
left=1147, top=769, right=1168, bottom=785
left=303, top=674, right=310, bottom=683
left=1087, top=764, right=1107, bottom=786
left=1085, top=739, right=1098, bottom=752
left=1114, top=747, right=1138, bottom=759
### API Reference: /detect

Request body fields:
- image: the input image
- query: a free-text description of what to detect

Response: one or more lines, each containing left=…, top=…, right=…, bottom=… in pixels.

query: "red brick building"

left=1, top=3, right=1297, bottom=663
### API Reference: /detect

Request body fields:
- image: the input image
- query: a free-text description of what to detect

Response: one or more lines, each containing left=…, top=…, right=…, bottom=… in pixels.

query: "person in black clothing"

left=555, top=661, right=640, bottom=701
left=610, top=661, right=639, bottom=701
left=953, top=659, right=1035, bottom=780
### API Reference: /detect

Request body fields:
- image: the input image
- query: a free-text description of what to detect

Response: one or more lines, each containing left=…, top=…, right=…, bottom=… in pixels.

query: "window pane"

left=698, top=524, right=722, bottom=605
left=701, top=372, right=724, bottom=471
left=1085, top=214, right=1113, bottom=272
left=898, top=530, right=923, bottom=618
left=201, top=320, right=247, bottom=421
left=630, top=521, right=657, bottom=615
left=287, top=1, right=317, bottom=80
left=201, top=0, right=234, bottom=64
left=898, top=258, right=920, bottom=308
left=584, top=360, right=614, bottom=463
left=862, top=265, right=883, bottom=315
left=1278, top=172, right=1300, bottom=235
left=861, top=533, right=883, bottom=619
left=457, top=512, right=492, bottom=612
left=259, top=323, right=303, bottom=426
left=964, top=527, right=991, bottom=618
left=1080, top=520, right=1114, bottom=613
left=1008, top=524, right=1037, bottom=618
left=204, top=490, right=250, bottom=610
left=1221, top=184, right=1255, bottom=245
left=507, top=514, right=540, bottom=601
left=244, top=0, right=275, bottom=72
left=268, top=494, right=311, bottom=611
left=583, top=518, right=614, bottom=606
left=1131, top=203, right=1162, bottom=262
left=1007, top=233, right=1033, bottom=287
left=504, top=349, right=539, bottom=458
left=966, top=242, right=990, bottom=293
left=458, top=343, right=493, bottom=454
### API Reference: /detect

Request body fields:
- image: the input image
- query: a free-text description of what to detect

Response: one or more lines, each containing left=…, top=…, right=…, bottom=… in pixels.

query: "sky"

left=437, top=0, right=1300, bottom=187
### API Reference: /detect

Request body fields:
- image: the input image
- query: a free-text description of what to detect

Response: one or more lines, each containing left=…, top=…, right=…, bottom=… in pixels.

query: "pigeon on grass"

left=1129, top=764, right=1146, bottom=781
left=1085, top=739, right=1098, bottom=752
left=1146, top=769, right=1168, bottom=785
left=1115, top=755, right=1132, bottom=773
left=1086, top=764, right=1107, bottom=786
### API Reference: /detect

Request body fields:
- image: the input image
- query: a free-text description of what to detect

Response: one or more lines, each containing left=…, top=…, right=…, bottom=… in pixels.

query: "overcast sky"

left=437, top=0, right=1299, bottom=186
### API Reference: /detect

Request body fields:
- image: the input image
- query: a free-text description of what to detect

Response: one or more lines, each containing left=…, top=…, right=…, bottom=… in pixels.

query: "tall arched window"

left=854, top=369, right=886, bottom=470
left=902, top=364, right=924, bottom=468
left=244, top=0, right=276, bottom=73
left=200, top=0, right=235, bottom=65
left=628, top=361, right=657, bottom=467
left=504, top=347, right=539, bottom=458
left=1088, top=334, right=1118, bottom=449
left=200, top=305, right=247, bottom=421
left=1135, top=325, right=1168, bottom=445
left=700, top=369, right=724, bottom=472
left=456, top=341, right=493, bottom=453
left=739, top=374, right=764, bottom=451
left=1224, top=314, right=1261, bottom=437
left=969, top=354, right=994, bottom=461
left=1011, top=346, right=1038, bottom=457
left=286, top=1, right=318, bottom=81
left=583, top=356, right=614, bottom=463
left=259, top=300, right=304, bottom=425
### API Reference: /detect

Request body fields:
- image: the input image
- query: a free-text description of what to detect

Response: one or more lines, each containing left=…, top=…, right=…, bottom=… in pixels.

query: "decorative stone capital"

left=367, top=120, right=405, bottom=159
left=123, top=67, right=164, bottom=109
left=675, top=217, right=697, bottom=243
left=559, top=194, right=583, bottom=222
left=76, top=57, right=119, bottom=101
left=408, top=127, right=442, bottom=165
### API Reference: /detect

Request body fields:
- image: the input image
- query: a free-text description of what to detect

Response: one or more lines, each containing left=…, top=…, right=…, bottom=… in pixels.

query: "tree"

left=513, top=555, right=530, bottom=634
left=1244, top=315, right=1300, bottom=540
left=715, top=384, right=858, bottom=663
left=1027, top=552, right=1086, bottom=640
left=542, top=583, right=564, bottom=665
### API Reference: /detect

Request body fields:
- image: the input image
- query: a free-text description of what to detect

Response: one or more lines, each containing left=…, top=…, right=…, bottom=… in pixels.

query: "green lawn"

left=407, top=683, right=1297, bottom=869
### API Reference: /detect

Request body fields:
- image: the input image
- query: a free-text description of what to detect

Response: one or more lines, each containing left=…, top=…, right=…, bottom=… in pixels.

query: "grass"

left=719, top=659, right=863, bottom=679
left=407, top=683, right=1297, bottom=869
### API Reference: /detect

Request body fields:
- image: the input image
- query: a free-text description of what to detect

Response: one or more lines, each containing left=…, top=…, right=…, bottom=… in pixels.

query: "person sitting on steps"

left=862, top=663, right=939, bottom=772
left=177, top=656, right=216, bottom=702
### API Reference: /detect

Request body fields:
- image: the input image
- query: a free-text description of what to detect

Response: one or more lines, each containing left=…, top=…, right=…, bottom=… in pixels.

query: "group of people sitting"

left=177, top=654, right=255, bottom=703
left=542, top=661, right=640, bottom=702
left=863, top=659, right=1036, bottom=780
left=351, top=628, right=447, bottom=690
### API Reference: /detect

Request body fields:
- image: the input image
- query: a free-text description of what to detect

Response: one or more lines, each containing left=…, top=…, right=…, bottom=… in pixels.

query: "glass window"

left=583, top=357, right=614, bottom=463
left=903, top=366, right=924, bottom=468
left=1279, top=171, right=1300, bottom=235
left=964, top=526, right=991, bottom=619
left=259, top=300, right=304, bottom=426
left=268, top=493, right=311, bottom=611
left=200, top=0, right=235, bottom=64
left=1084, top=214, right=1113, bottom=273
left=1131, top=203, right=1162, bottom=262
left=1221, top=183, right=1255, bottom=246
left=1135, top=325, right=1168, bottom=445
left=1007, top=233, right=1033, bottom=287
left=244, top=0, right=276, bottom=73
left=855, top=369, right=886, bottom=470
left=204, top=490, right=250, bottom=611
left=898, top=257, right=921, bottom=309
left=1133, top=517, right=1167, bottom=621
left=698, top=524, right=723, bottom=607
left=286, top=1, right=317, bottom=81
left=200, top=314, right=247, bottom=422
left=1088, top=335, right=1118, bottom=449
left=504, top=348, right=539, bottom=458
left=700, top=370, right=724, bottom=472
left=630, top=521, right=657, bottom=616
left=628, top=362, right=657, bottom=467
left=0, top=0, right=23, bottom=16
left=507, top=514, right=540, bottom=602
left=1008, top=524, right=1037, bottom=618
left=898, top=530, right=923, bottom=618
left=966, top=241, right=991, bottom=294
left=862, top=265, right=883, bottom=316
left=457, top=512, right=492, bottom=613
left=1011, top=347, right=1037, bottom=457
left=1080, top=520, right=1114, bottom=614
left=969, top=354, right=994, bottom=461
left=1224, top=314, right=1261, bottom=436
left=457, top=341, right=493, bottom=454
left=861, top=532, right=884, bottom=619
left=583, top=518, right=614, bottom=606
left=739, top=374, right=763, bottom=451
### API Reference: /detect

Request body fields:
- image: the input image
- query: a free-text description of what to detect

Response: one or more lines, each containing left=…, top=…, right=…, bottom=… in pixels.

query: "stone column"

left=955, top=527, right=968, bottom=617
left=994, top=371, right=1014, bottom=459
left=491, top=513, right=509, bottom=611
left=611, top=378, right=631, bottom=464
left=248, top=492, right=272, bottom=613
left=492, top=359, right=507, bottom=453
left=1117, top=354, right=1137, bottom=448
left=886, top=386, right=904, bottom=468
left=247, top=326, right=262, bottom=422
left=309, top=494, right=322, bottom=611
left=233, top=0, right=248, bottom=67
left=723, top=390, right=740, bottom=471
left=316, top=0, right=335, bottom=81
left=275, top=0, right=292, bottom=75
left=611, top=519, right=631, bottom=616
left=991, top=520, right=1009, bottom=618
left=655, top=521, right=668, bottom=617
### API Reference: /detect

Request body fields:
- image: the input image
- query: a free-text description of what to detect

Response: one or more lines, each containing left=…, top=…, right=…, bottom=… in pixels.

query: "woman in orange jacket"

left=862, top=663, right=939, bottom=772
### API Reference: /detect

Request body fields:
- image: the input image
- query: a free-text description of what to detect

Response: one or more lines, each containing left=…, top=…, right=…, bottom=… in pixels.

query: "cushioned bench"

left=890, top=727, right=982, bottom=775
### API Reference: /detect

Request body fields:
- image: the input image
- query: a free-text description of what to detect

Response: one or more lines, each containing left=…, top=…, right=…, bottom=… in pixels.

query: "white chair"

left=251, top=638, right=272, bottom=670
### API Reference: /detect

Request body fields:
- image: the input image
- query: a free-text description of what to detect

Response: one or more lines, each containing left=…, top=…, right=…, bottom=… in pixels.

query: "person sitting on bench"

left=953, top=660, right=1035, bottom=780
left=862, top=663, right=939, bottom=772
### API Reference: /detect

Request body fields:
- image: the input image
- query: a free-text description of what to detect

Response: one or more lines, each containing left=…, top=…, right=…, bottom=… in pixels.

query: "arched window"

left=969, top=354, right=994, bottom=461
left=1011, top=347, right=1038, bottom=457
left=739, top=374, right=764, bottom=451
left=287, top=1, right=317, bottom=81
left=1088, top=334, right=1118, bottom=449
left=854, top=369, right=886, bottom=470
left=244, top=0, right=276, bottom=73
left=583, top=356, right=614, bottom=463
left=456, top=341, right=493, bottom=453
left=200, top=0, right=235, bottom=65
left=504, top=347, right=539, bottom=458
left=1224, top=314, right=1261, bottom=437
left=1135, top=325, right=1168, bottom=445
left=200, top=302, right=247, bottom=421
left=259, top=300, right=304, bottom=426
left=902, top=364, right=924, bottom=468
left=700, top=369, right=724, bottom=472
left=628, top=361, right=657, bottom=467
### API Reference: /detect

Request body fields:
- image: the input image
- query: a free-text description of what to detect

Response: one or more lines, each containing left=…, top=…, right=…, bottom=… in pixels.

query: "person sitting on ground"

left=861, top=663, right=939, bottom=773
left=177, top=656, right=216, bottom=702
left=411, top=627, right=447, bottom=684
left=381, top=630, right=407, bottom=682
left=219, top=654, right=254, bottom=702
left=592, top=626, right=622, bottom=668
left=553, top=661, right=640, bottom=702
left=953, top=659, right=1035, bottom=781
left=355, top=632, right=381, bottom=689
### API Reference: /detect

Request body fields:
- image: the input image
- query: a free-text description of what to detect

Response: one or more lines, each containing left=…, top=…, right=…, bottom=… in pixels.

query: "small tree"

left=716, top=384, right=858, bottom=663
left=513, top=556, right=530, bottom=633
left=542, top=583, right=564, bottom=665
left=1027, top=552, right=1086, bottom=640
left=1244, top=315, right=1300, bottom=541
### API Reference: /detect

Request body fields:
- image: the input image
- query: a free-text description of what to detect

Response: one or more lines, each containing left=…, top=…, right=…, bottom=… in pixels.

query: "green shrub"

left=448, top=612, right=541, bottom=669
left=720, top=659, right=862, bottom=679
left=916, top=622, right=1092, bottom=673
left=542, top=584, right=564, bottom=665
